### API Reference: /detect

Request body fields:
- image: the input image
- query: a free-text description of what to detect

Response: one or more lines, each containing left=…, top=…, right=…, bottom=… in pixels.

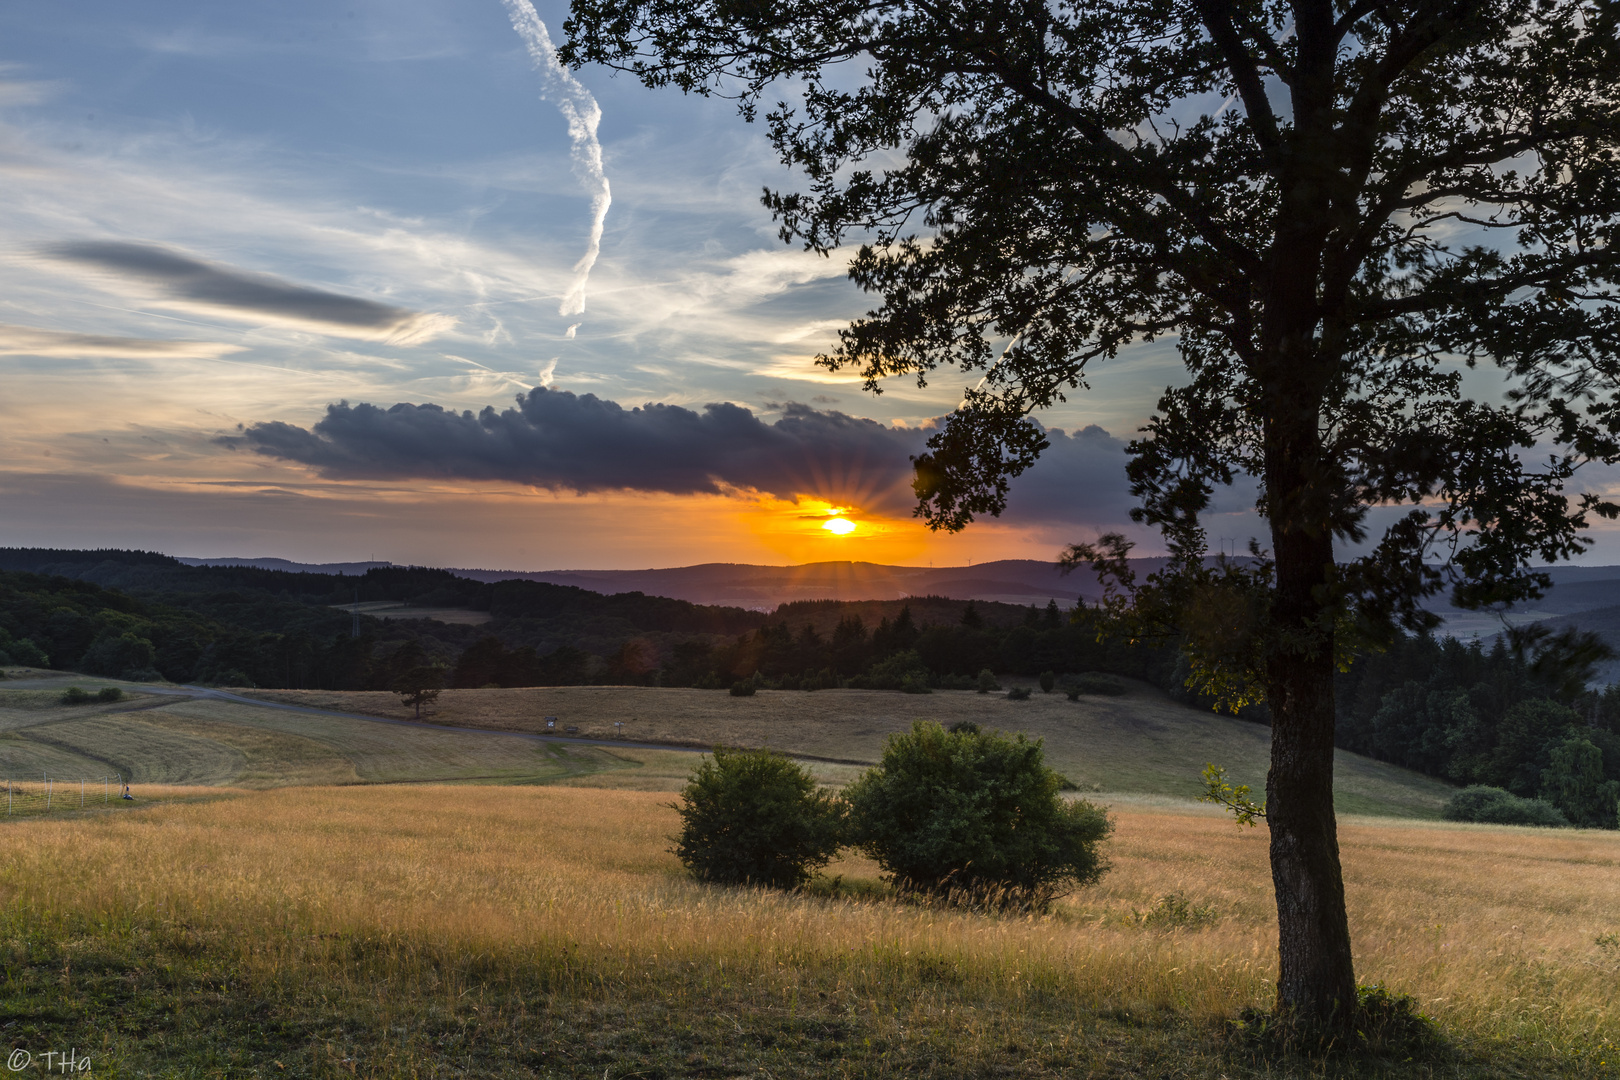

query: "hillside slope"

left=243, top=679, right=1455, bottom=818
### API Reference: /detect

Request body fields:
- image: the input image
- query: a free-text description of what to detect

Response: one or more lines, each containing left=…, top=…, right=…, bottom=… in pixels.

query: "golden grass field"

left=244, top=682, right=1457, bottom=816
left=2, top=784, right=1616, bottom=1076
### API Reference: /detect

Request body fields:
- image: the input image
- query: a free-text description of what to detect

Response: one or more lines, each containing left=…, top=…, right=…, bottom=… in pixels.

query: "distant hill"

left=165, top=553, right=1620, bottom=618
left=177, top=556, right=393, bottom=575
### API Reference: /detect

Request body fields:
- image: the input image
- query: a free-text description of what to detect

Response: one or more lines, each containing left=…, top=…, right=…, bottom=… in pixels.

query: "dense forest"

left=2, top=547, right=1615, bottom=826
left=1335, top=631, right=1620, bottom=826
left=0, top=550, right=1174, bottom=692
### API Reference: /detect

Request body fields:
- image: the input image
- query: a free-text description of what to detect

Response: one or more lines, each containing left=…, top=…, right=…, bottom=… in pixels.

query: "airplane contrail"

left=500, top=0, right=612, bottom=321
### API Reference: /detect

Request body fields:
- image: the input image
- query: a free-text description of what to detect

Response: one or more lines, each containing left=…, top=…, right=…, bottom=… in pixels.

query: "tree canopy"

left=563, top=0, right=1620, bottom=1028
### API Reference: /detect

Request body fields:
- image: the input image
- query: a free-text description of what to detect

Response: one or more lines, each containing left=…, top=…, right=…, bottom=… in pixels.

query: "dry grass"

left=1, top=785, right=1614, bottom=1075
left=245, top=683, right=1456, bottom=816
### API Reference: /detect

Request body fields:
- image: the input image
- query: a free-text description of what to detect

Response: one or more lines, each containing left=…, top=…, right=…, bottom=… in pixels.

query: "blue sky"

left=1, top=0, right=1604, bottom=571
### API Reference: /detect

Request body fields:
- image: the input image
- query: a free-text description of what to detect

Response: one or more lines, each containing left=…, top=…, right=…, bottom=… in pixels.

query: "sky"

left=1, top=1, right=1612, bottom=572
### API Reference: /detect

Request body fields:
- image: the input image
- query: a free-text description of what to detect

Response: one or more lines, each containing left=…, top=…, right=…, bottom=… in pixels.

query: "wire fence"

left=4, top=776, right=129, bottom=817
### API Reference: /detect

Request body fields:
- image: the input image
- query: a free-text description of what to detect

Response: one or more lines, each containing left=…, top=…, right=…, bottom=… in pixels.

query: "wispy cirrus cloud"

left=0, top=321, right=243, bottom=360
left=41, top=241, right=455, bottom=344
left=501, top=0, right=611, bottom=323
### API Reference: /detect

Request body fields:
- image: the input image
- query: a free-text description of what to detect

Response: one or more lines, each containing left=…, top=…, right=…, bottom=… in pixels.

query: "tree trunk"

left=1265, top=625, right=1356, bottom=1024
left=1264, top=444, right=1358, bottom=1027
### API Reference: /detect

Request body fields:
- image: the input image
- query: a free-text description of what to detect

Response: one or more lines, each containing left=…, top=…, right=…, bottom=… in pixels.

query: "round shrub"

left=1038, top=670, right=1057, bottom=693
left=728, top=680, right=756, bottom=697
left=1006, top=686, right=1032, bottom=700
left=672, top=746, right=846, bottom=889
left=60, top=686, right=91, bottom=705
left=1069, top=672, right=1127, bottom=697
left=96, top=686, right=124, bottom=703
left=1443, top=785, right=1569, bottom=827
left=844, top=720, right=1112, bottom=910
left=975, top=669, right=1000, bottom=693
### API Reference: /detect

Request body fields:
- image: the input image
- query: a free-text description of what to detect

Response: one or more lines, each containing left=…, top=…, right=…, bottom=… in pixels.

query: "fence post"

left=81, top=779, right=85, bottom=808
left=46, top=778, right=51, bottom=811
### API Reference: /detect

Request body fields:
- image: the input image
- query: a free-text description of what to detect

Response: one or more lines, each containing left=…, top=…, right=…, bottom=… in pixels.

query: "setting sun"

left=822, top=517, right=857, bottom=535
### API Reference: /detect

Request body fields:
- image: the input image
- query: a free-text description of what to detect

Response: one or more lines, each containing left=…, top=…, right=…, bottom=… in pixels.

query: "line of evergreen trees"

left=1336, top=631, right=1620, bottom=827
left=447, top=600, right=1178, bottom=691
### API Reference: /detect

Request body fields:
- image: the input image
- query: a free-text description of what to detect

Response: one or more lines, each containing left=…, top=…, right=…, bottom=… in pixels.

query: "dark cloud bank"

left=45, top=241, right=436, bottom=338
left=226, top=387, right=1139, bottom=524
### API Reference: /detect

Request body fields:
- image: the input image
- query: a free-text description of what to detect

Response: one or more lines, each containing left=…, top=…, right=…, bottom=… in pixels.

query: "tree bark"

left=1261, top=381, right=1358, bottom=1027
left=1264, top=580, right=1357, bottom=1026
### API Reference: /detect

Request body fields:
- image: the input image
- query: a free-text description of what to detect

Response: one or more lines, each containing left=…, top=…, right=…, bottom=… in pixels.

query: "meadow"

left=0, top=678, right=636, bottom=791
left=245, top=681, right=1456, bottom=816
left=1, top=784, right=1616, bottom=1078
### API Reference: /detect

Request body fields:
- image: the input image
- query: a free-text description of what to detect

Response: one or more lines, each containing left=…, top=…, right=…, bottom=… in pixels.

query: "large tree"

left=562, top=0, right=1620, bottom=1027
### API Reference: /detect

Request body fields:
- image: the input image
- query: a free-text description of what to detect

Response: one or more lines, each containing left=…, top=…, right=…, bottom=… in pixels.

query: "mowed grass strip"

left=246, top=683, right=1457, bottom=815
left=1, top=785, right=1614, bottom=1077
left=0, top=688, right=642, bottom=788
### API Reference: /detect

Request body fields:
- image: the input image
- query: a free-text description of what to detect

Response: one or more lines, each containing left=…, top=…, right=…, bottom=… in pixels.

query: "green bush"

left=844, top=720, right=1112, bottom=910
left=1038, top=670, right=1056, bottom=693
left=0, top=636, right=47, bottom=667
left=1068, top=672, right=1127, bottom=697
left=975, top=668, right=999, bottom=693
left=671, top=746, right=846, bottom=889
left=1443, top=785, right=1569, bottom=827
left=728, top=680, right=756, bottom=697
left=96, top=686, right=124, bottom=703
left=1006, top=686, right=1032, bottom=700
left=60, top=686, right=92, bottom=705
left=849, top=650, right=931, bottom=693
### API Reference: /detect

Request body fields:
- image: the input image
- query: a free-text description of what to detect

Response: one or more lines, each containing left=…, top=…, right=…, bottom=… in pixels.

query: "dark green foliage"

left=1070, top=673, right=1127, bottom=697
left=729, top=680, right=756, bottom=697
left=391, top=649, right=446, bottom=719
left=0, top=630, right=48, bottom=667
left=1442, top=786, right=1569, bottom=827
left=672, top=747, right=846, bottom=889
left=848, top=649, right=930, bottom=693
left=975, top=669, right=999, bottom=694
left=60, top=686, right=91, bottom=705
left=1235, top=983, right=1438, bottom=1056
left=1006, top=686, right=1032, bottom=701
left=1336, top=632, right=1620, bottom=826
left=844, top=721, right=1112, bottom=909
left=1353, top=984, right=1440, bottom=1056
left=1540, top=738, right=1620, bottom=828
left=0, top=550, right=1184, bottom=696
left=96, top=686, right=123, bottom=703
left=1038, top=670, right=1056, bottom=693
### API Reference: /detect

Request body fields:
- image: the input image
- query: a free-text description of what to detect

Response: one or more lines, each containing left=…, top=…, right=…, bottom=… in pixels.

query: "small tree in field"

left=393, top=664, right=445, bottom=719
left=672, top=746, right=846, bottom=888
left=1540, top=737, right=1620, bottom=829
left=563, top=0, right=1620, bottom=1029
left=844, top=721, right=1111, bottom=910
